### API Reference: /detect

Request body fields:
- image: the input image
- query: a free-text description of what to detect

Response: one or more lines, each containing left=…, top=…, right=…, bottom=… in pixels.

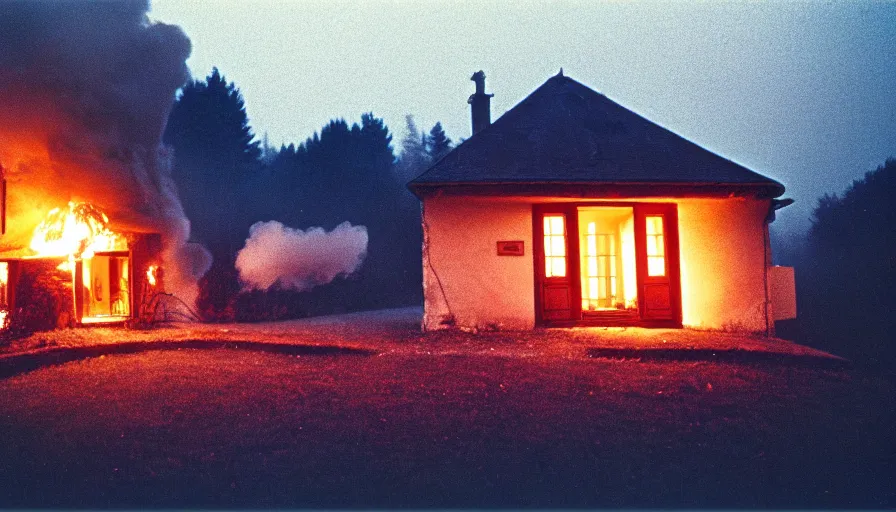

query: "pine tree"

left=395, top=114, right=431, bottom=182
left=164, top=67, right=260, bottom=171
left=426, top=121, right=452, bottom=161
left=163, top=67, right=261, bottom=248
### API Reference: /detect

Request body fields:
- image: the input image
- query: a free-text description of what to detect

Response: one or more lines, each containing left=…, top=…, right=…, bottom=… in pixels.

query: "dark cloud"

left=0, top=0, right=210, bottom=300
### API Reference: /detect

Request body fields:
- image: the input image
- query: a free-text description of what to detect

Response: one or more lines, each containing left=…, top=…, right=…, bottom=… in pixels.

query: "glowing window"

left=645, top=216, right=665, bottom=276
left=0, top=261, right=8, bottom=307
left=0, top=262, right=7, bottom=330
left=543, top=215, right=566, bottom=277
left=81, top=255, right=130, bottom=320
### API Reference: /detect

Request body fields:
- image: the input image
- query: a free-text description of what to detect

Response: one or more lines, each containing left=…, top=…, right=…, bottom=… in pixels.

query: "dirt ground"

left=1, top=306, right=840, bottom=361
left=0, top=308, right=892, bottom=508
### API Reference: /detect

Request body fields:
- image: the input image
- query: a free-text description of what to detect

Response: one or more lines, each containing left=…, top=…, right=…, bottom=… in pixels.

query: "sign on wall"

left=497, top=240, right=524, bottom=256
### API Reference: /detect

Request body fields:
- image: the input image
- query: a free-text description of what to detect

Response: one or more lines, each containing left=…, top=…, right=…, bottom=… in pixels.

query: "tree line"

left=163, top=68, right=451, bottom=321
left=164, top=69, right=895, bottom=370
left=791, top=158, right=895, bottom=370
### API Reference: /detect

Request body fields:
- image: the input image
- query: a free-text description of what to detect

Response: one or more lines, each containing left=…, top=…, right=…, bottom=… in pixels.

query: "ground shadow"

left=0, top=340, right=376, bottom=380
left=587, top=347, right=851, bottom=370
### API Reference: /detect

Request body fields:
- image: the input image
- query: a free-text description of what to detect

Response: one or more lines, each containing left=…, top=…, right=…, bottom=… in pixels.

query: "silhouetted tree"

left=165, top=67, right=260, bottom=169
left=800, top=158, right=895, bottom=368
left=395, top=115, right=430, bottom=183
left=163, top=67, right=261, bottom=249
left=259, top=132, right=277, bottom=165
left=165, top=74, right=424, bottom=319
left=426, top=121, right=452, bottom=162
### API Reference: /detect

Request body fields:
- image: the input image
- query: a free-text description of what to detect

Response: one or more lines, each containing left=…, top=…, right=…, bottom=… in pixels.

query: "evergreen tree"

left=259, top=132, right=277, bottom=165
left=163, top=67, right=261, bottom=249
left=426, top=121, right=452, bottom=161
left=801, top=158, right=895, bottom=368
left=164, top=67, right=260, bottom=171
left=395, top=114, right=430, bottom=182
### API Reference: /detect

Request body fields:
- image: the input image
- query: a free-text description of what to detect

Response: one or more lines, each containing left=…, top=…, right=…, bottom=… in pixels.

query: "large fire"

left=29, top=202, right=125, bottom=260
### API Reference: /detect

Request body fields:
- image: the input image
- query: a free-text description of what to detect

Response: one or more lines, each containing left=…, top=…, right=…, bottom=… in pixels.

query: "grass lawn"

left=0, top=345, right=892, bottom=508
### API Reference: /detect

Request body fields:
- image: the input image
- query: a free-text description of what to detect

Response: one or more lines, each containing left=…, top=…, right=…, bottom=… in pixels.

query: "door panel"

left=543, top=284, right=572, bottom=320
left=533, top=205, right=580, bottom=323
left=634, top=204, right=682, bottom=324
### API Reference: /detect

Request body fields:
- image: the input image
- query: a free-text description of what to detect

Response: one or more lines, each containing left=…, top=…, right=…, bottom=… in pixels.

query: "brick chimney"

left=468, top=70, right=493, bottom=135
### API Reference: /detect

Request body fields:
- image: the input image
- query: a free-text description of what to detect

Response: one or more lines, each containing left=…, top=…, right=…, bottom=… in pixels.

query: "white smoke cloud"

left=235, top=221, right=368, bottom=292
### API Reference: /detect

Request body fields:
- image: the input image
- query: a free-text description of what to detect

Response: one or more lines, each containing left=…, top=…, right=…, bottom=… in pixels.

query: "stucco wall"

left=421, top=197, right=535, bottom=331
left=421, top=195, right=773, bottom=333
left=677, top=197, right=771, bottom=332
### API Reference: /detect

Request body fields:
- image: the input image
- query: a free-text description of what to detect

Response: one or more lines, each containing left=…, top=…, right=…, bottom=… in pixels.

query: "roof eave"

left=408, top=180, right=785, bottom=200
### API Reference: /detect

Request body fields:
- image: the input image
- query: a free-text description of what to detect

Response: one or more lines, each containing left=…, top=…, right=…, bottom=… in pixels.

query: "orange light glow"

left=29, top=202, right=125, bottom=260
left=0, top=262, right=7, bottom=331
left=578, top=207, right=638, bottom=311
left=147, top=265, right=158, bottom=287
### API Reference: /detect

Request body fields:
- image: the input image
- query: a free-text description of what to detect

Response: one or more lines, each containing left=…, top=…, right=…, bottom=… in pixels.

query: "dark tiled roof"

left=410, top=73, right=784, bottom=197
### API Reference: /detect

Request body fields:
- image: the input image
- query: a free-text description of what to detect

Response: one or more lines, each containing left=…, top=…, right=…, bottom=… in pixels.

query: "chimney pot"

left=468, top=70, right=493, bottom=136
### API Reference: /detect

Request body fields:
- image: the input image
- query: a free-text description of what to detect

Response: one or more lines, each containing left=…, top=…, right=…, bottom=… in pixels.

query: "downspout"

left=763, top=198, right=794, bottom=336
left=420, top=198, right=453, bottom=331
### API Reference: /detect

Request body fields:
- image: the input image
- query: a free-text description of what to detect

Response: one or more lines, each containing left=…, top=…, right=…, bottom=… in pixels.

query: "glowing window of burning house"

left=646, top=215, right=666, bottom=276
left=0, top=262, right=7, bottom=303
left=543, top=215, right=567, bottom=278
left=0, top=262, right=8, bottom=329
left=80, top=255, right=130, bottom=322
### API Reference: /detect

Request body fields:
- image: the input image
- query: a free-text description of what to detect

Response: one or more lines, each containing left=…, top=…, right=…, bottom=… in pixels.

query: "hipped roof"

left=410, top=73, right=784, bottom=198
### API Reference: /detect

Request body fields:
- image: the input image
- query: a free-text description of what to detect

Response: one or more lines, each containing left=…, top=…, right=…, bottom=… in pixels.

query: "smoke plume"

left=0, top=1, right=211, bottom=301
left=236, top=221, right=368, bottom=292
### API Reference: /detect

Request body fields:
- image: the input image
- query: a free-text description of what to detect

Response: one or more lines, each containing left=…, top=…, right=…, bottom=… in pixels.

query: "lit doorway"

left=534, top=202, right=681, bottom=326
left=577, top=207, right=637, bottom=318
left=79, top=253, right=130, bottom=323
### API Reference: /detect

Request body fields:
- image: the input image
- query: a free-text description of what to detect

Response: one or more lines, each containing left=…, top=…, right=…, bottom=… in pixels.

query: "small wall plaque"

left=497, top=240, right=524, bottom=256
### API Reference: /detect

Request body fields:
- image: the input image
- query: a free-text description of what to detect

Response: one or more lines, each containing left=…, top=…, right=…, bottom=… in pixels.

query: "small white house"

left=409, top=71, right=795, bottom=334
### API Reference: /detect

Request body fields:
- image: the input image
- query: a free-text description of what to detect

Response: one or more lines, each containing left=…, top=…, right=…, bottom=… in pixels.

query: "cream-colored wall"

left=677, top=197, right=771, bottom=332
left=421, top=195, right=773, bottom=333
left=422, top=196, right=535, bottom=331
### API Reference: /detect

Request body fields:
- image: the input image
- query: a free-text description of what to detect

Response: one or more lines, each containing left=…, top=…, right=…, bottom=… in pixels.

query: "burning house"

left=0, top=2, right=210, bottom=332
left=0, top=196, right=164, bottom=329
left=409, top=71, right=797, bottom=333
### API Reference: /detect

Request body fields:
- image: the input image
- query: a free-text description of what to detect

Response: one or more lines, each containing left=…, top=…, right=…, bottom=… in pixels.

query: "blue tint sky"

left=149, top=1, right=895, bottom=239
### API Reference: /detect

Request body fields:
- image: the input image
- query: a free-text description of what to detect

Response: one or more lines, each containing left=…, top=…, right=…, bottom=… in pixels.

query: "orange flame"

left=147, top=265, right=158, bottom=287
left=29, top=202, right=124, bottom=259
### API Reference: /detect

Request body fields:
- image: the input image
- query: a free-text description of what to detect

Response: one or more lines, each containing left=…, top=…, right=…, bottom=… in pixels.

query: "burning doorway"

left=78, top=253, right=131, bottom=323
left=535, top=203, right=682, bottom=327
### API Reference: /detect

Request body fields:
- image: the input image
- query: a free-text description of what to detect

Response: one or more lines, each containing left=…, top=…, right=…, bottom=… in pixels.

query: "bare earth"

left=0, top=308, right=892, bottom=508
left=1, top=306, right=841, bottom=360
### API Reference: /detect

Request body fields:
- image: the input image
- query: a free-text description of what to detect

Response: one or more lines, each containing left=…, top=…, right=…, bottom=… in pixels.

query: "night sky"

left=150, top=1, right=895, bottom=241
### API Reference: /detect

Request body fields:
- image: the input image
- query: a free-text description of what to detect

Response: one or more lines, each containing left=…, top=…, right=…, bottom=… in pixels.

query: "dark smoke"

left=0, top=0, right=211, bottom=300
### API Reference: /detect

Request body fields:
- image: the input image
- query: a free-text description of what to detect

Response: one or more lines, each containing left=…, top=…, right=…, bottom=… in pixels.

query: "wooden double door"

left=533, top=203, right=682, bottom=327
